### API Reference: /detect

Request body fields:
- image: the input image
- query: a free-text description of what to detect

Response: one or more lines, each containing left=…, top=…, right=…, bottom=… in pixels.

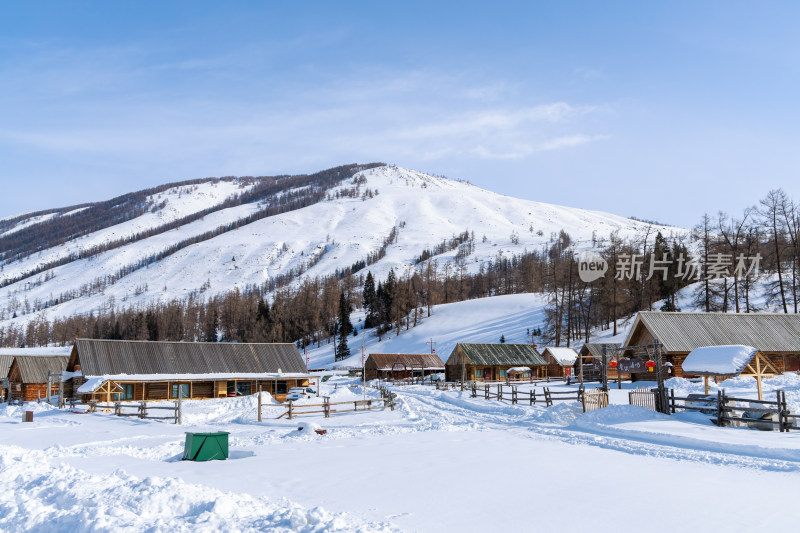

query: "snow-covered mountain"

left=0, top=165, right=685, bottom=328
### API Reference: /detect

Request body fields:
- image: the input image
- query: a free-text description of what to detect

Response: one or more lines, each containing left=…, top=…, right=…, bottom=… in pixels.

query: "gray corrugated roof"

left=0, top=355, right=13, bottom=379
left=12, top=356, right=69, bottom=383
left=366, top=353, right=445, bottom=370
left=447, top=344, right=547, bottom=366
left=72, top=339, right=307, bottom=377
left=627, top=312, right=800, bottom=353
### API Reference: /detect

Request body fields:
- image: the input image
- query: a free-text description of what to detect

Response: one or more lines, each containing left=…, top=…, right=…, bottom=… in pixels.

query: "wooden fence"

left=667, top=389, right=797, bottom=432
left=628, top=389, right=657, bottom=411
left=470, top=383, right=584, bottom=407
left=278, top=393, right=395, bottom=420
left=582, top=389, right=609, bottom=412
left=67, top=399, right=182, bottom=424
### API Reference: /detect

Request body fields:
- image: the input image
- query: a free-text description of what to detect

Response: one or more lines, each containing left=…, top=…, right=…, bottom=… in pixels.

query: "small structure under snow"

left=682, top=345, right=781, bottom=399
left=541, top=347, right=579, bottom=379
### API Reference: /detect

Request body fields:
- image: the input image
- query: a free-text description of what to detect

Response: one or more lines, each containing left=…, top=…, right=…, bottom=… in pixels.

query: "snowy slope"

left=0, top=166, right=686, bottom=327
left=306, top=293, right=551, bottom=369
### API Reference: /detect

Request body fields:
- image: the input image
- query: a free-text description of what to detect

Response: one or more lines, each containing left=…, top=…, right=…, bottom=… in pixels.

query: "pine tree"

left=204, top=307, right=219, bottom=342
left=363, top=271, right=378, bottom=328
left=335, top=292, right=352, bottom=361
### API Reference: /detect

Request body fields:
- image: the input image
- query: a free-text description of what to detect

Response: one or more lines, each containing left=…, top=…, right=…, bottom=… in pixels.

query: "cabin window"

left=236, top=382, right=251, bottom=396
left=171, top=383, right=190, bottom=399
left=500, top=369, right=506, bottom=378
left=227, top=381, right=236, bottom=397
left=475, top=368, right=483, bottom=378
left=122, top=384, right=134, bottom=400
left=276, top=381, right=287, bottom=394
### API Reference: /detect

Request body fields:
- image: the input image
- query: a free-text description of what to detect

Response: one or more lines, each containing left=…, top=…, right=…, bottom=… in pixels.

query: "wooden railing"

left=668, top=389, right=796, bottom=432
left=67, top=398, right=182, bottom=424
left=278, top=393, right=395, bottom=420
left=470, top=383, right=584, bottom=407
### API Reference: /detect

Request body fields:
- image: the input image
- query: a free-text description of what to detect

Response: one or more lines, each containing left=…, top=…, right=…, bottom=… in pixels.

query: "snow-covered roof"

left=77, top=377, right=116, bottom=394
left=681, top=345, right=759, bottom=376
left=543, top=347, right=579, bottom=366
left=507, top=367, right=531, bottom=373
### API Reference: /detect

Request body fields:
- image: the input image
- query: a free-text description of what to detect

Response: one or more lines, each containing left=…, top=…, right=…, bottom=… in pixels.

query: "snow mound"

left=569, top=404, right=669, bottom=431
left=0, top=446, right=394, bottom=532
left=285, top=422, right=326, bottom=439
left=536, top=402, right=583, bottom=426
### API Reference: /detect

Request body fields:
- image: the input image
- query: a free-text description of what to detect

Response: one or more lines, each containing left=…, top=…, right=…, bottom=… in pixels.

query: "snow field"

left=3, top=374, right=800, bottom=531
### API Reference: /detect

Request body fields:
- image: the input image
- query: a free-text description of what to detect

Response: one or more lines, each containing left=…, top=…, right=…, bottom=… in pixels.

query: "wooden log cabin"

left=445, top=343, right=547, bottom=382
left=578, top=343, right=621, bottom=381
left=364, top=353, right=445, bottom=380
left=540, top=347, right=580, bottom=379
left=7, top=355, right=70, bottom=402
left=0, top=355, right=12, bottom=401
left=66, top=338, right=310, bottom=403
left=622, top=312, right=800, bottom=377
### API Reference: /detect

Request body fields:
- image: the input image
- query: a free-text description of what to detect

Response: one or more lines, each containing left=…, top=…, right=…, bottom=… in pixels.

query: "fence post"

left=288, top=400, right=293, bottom=420
left=324, top=397, right=330, bottom=418
left=715, top=390, right=723, bottom=427
left=777, top=390, right=787, bottom=432
left=485, top=384, right=489, bottom=400
left=498, top=385, right=503, bottom=401
left=472, top=383, right=476, bottom=398
left=530, top=390, right=534, bottom=406
left=258, top=385, right=262, bottom=423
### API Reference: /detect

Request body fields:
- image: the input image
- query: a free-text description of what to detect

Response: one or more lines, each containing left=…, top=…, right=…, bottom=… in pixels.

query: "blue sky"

left=1, top=1, right=799, bottom=226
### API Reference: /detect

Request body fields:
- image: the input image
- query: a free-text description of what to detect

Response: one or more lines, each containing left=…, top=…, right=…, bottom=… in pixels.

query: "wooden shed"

left=67, top=338, right=310, bottom=403
left=7, top=355, right=69, bottom=402
left=445, top=343, right=547, bottom=382
left=364, top=353, right=445, bottom=380
left=578, top=343, right=621, bottom=380
left=541, top=347, right=580, bottom=379
left=682, top=345, right=781, bottom=400
left=622, top=312, right=796, bottom=377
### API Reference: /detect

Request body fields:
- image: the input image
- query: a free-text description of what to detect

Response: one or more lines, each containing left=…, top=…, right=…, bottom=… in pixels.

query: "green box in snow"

left=182, top=432, right=230, bottom=461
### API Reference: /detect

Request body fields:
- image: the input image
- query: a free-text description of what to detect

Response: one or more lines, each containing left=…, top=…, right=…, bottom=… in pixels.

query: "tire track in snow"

left=393, top=386, right=800, bottom=473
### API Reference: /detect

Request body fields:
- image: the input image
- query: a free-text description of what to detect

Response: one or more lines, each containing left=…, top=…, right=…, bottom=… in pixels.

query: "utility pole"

left=425, top=338, right=437, bottom=354
left=361, top=330, right=367, bottom=400
left=601, top=344, right=609, bottom=392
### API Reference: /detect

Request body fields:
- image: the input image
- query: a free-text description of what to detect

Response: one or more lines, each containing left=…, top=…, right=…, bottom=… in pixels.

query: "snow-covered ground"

left=2, top=374, right=800, bottom=532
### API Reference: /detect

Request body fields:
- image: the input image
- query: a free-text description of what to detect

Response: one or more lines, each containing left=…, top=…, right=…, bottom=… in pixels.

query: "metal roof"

left=580, top=343, right=621, bottom=360
left=447, top=343, right=547, bottom=366
left=624, top=312, right=800, bottom=353
left=72, top=339, right=307, bottom=377
left=0, top=355, right=13, bottom=379
left=366, top=353, right=445, bottom=370
left=11, top=356, right=70, bottom=383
